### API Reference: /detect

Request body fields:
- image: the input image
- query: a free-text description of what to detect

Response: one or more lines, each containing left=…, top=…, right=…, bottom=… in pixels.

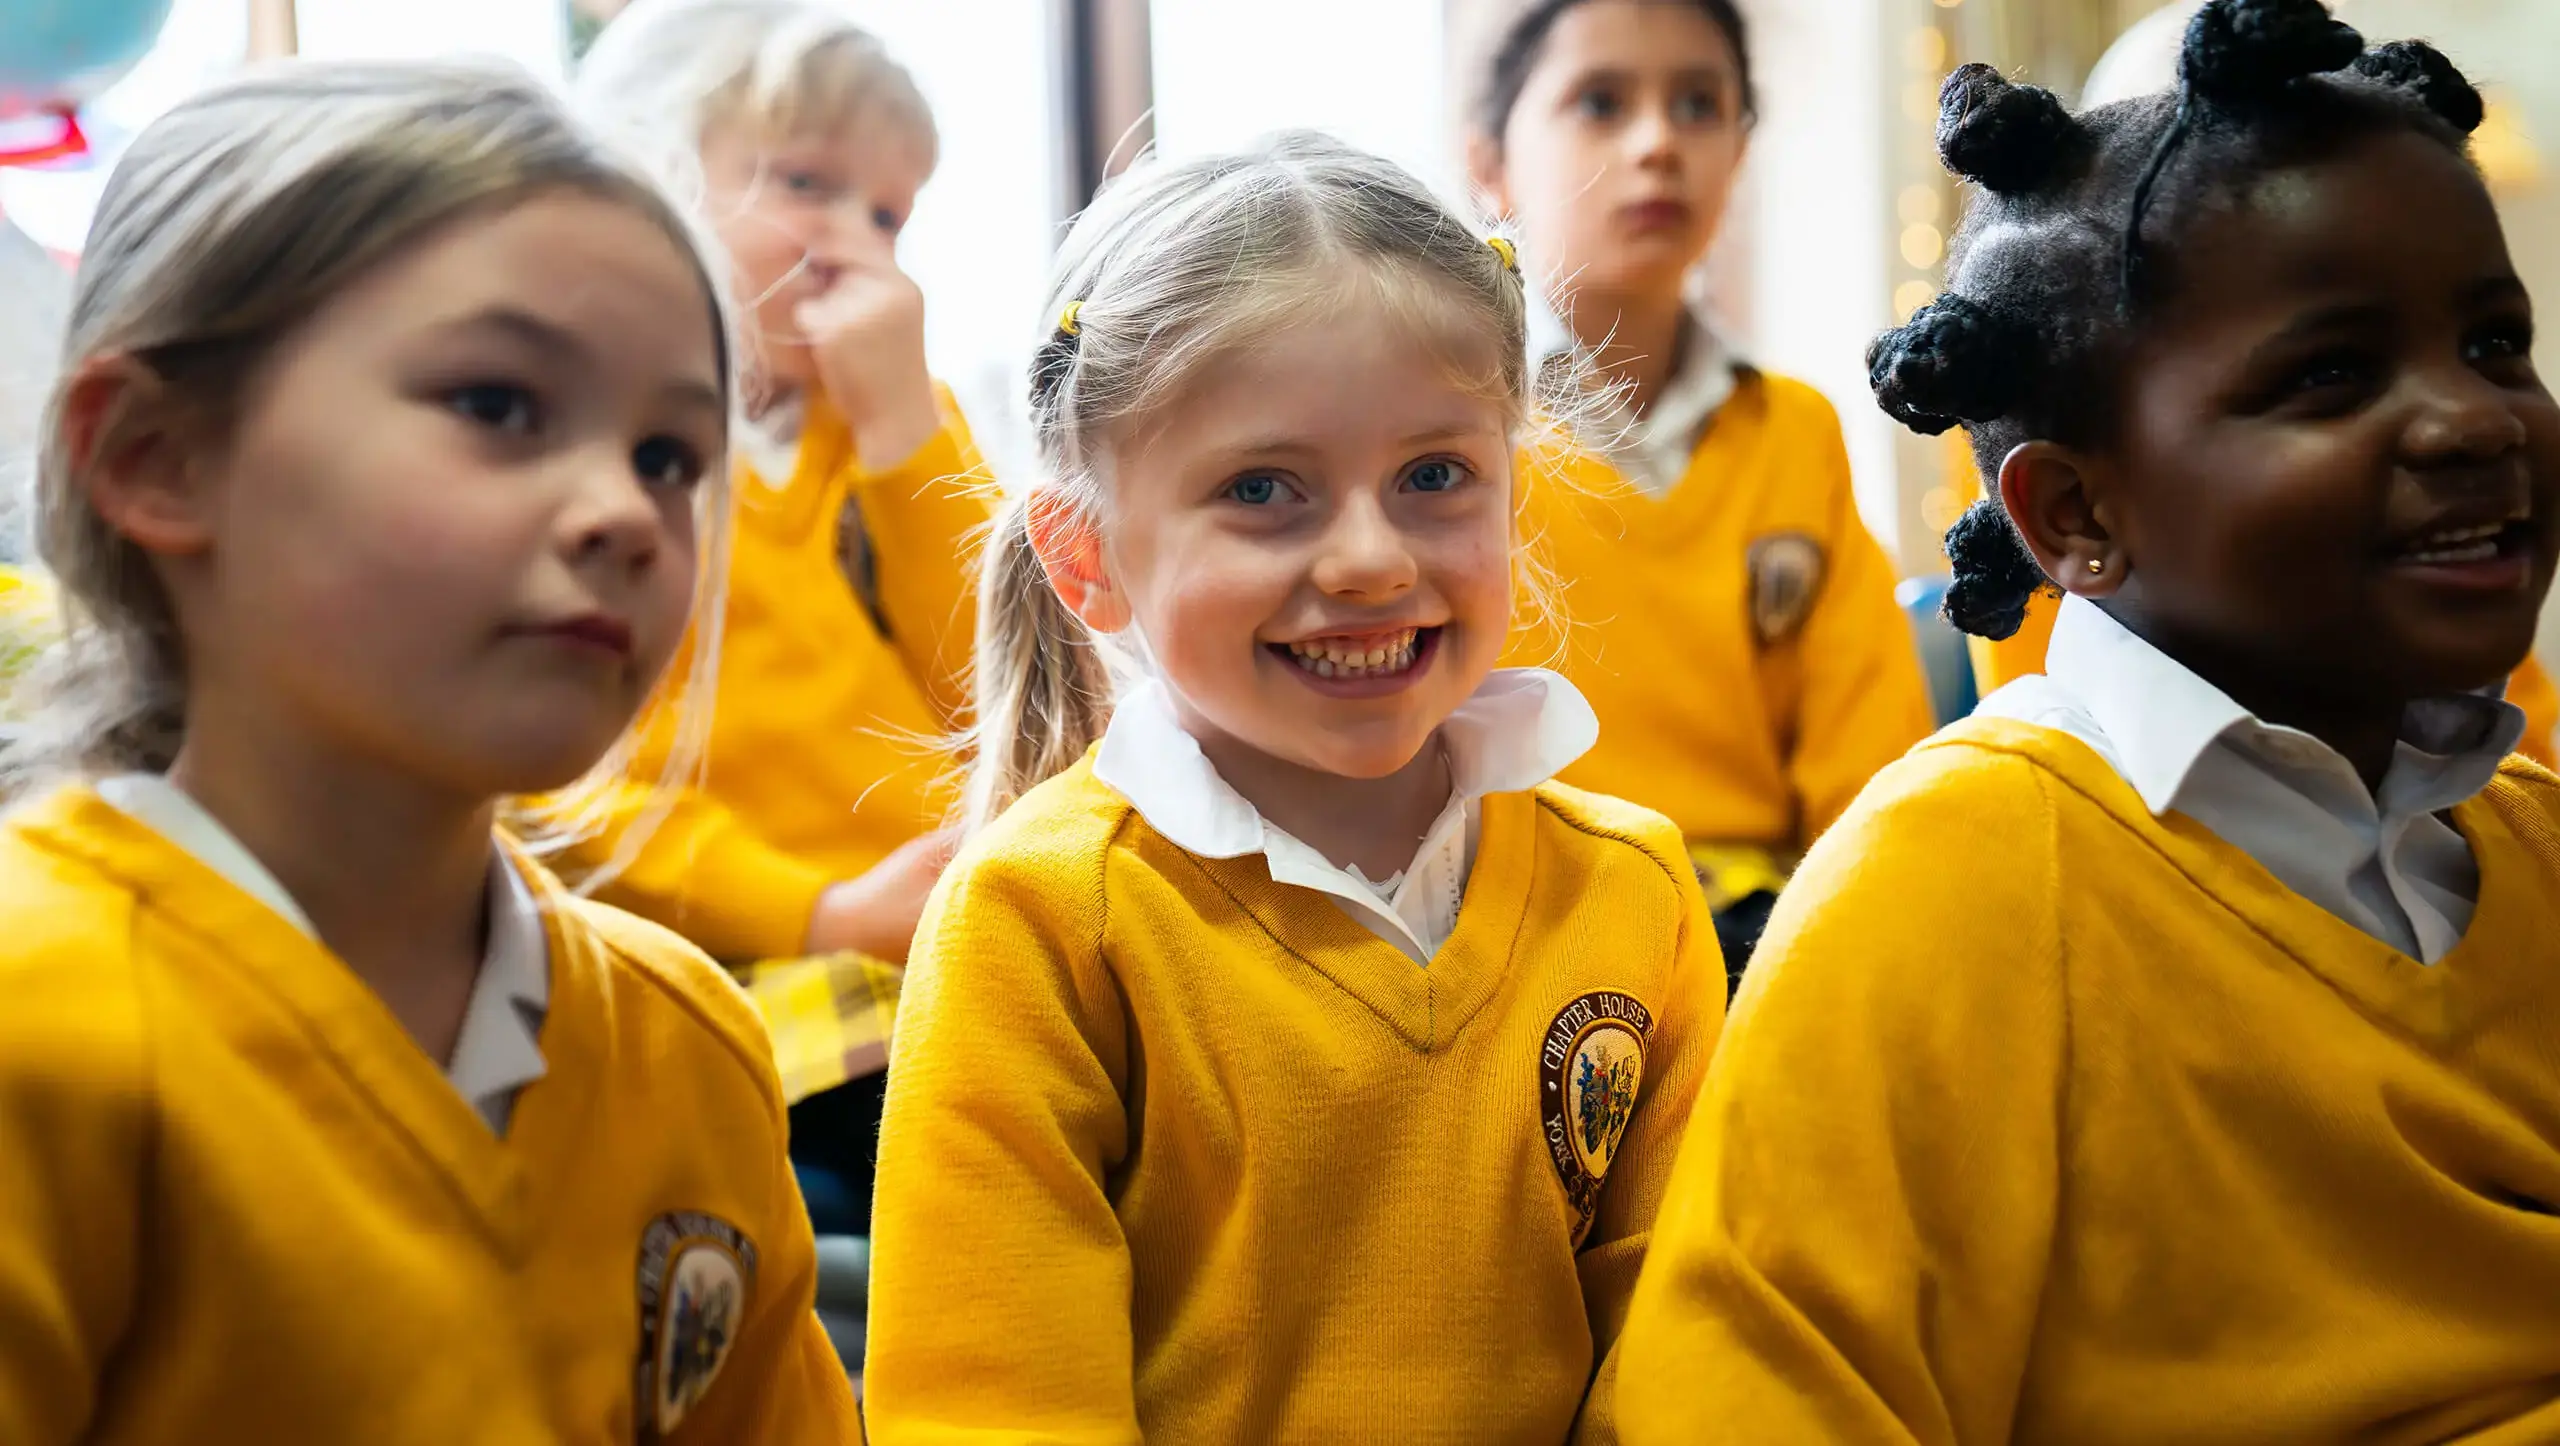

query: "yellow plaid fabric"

left=736, top=950, right=902, bottom=1106
left=1686, top=841, right=1797, bottom=913
left=0, top=565, right=55, bottom=711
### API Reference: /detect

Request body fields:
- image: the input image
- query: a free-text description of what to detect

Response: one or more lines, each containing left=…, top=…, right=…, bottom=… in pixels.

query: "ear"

left=1995, top=440, right=2125, bottom=599
left=61, top=354, right=216, bottom=559
left=1026, top=487, right=1130, bottom=633
left=1464, top=131, right=1513, bottom=220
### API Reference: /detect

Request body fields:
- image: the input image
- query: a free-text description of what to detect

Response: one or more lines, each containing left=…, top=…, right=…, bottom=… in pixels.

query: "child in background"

left=1619, top=3, right=2560, bottom=1438
left=1466, top=0, right=1934, bottom=976
left=864, top=134, right=1723, bottom=1443
left=0, top=61, right=853, bottom=1441
left=573, top=0, right=994, bottom=1224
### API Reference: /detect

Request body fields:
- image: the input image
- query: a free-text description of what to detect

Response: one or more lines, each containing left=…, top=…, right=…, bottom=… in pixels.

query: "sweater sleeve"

left=673, top=1076, right=861, bottom=1443
left=850, top=385, right=995, bottom=733
left=1779, top=394, right=1936, bottom=841
left=548, top=772, right=835, bottom=966
left=0, top=927, right=144, bottom=1446
left=862, top=833, right=1141, bottom=1443
left=1573, top=824, right=1728, bottom=1446
left=1615, top=745, right=2067, bottom=1446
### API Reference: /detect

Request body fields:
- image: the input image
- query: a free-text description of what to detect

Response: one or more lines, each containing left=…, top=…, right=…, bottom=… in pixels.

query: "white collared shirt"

left=1531, top=296, right=1742, bottom=497
left=95, top=773, right=552, bottom=1132
left=1092, top=668, right=1601, bottom=964
left=1976, top=595, right=2523, bottom=963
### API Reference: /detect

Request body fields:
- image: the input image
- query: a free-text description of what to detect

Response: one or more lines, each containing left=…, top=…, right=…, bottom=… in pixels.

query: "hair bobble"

left=1485, top=235, right=1519, bottom=274
left=1057, top=300, right=1084, bottom=336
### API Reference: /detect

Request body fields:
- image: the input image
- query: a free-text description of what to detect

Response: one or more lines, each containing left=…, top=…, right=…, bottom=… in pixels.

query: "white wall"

left=293, top=0, right=571, bottom=79
left=1734, top=0, right=1895, bottom=547
left=1150, top=0, right=1456, bottom=193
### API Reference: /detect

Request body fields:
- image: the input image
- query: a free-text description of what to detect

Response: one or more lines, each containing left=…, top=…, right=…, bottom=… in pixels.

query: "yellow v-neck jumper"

left=0, top=785, right=855, bottom=1444
left=1511, top=372, right=1934, bottom=873
left=1617, top=719, right=2560, bottom=1444
left=864, top=757, right=1726, bottom=1444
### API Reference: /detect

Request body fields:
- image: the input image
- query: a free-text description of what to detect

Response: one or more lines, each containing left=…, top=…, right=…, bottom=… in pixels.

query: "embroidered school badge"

left=1745, top=531, right=1826, bottom=646
left=1540, top=990, right=1655, bottom=1247
left=633, top=1211, right=758, bottom=1439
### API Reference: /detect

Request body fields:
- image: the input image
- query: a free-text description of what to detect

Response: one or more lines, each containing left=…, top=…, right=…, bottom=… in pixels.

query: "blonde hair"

left=966, top=130, right=1563, bottom=833
left=574, top=0, right=936, bottom=176
left=3, top=58, right=738, bottom=855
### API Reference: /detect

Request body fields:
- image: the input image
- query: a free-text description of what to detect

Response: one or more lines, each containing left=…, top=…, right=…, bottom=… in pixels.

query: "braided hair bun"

left=1867, top=294, right=2032, bottom=438
left=1936, top=64, right=2080, bottom=195
left=2180, top=0, right=2364, bottom=107
left=2352, top=40, right=2486, bottom=135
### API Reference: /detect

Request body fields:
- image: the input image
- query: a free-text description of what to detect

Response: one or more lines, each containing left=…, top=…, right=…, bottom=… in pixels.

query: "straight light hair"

left=4, top=58, right=738, bottom=881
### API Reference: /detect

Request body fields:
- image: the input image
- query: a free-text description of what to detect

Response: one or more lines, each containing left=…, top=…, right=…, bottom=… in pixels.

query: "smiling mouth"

left=1271, top=627, right=1433, bottom=681
left=2390, top=519, right=2532, bottom=566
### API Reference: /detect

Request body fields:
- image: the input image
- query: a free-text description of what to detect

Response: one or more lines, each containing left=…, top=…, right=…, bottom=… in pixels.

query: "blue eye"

left=1225, top=473, right=1290, bottom=505
left=448, top=383, right=538, bottom=435
left=780, top=169, right=833, bottom=199
left=1575, top=87, right=1624, bottom=122
left=1404, top=459, right=1467, bottom=494
left=633, top=435, right=707, bottom=490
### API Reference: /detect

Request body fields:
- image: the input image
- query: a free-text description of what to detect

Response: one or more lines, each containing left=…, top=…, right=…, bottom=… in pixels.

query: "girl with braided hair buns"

left=1958, top=2, right=2560, bottom=770
left=1614, top=1, right=2560, bottom=1437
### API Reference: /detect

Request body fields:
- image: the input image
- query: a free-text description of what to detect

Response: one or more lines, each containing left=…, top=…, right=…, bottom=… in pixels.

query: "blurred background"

left=5, top=0, right=2557, bottom=662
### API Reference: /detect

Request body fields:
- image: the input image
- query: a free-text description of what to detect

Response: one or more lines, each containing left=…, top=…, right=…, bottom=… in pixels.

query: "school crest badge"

left=634, top=1211, right=758, bottom=1438
left=1746, top=531, right=1826, bottom=646
left=1540, top=990, right=1655, bottom=1246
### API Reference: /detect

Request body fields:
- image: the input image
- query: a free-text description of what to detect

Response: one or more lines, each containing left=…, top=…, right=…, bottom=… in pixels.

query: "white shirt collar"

left=1531, top=294, right=1743, bottom=497
left=1979, top=595, right=2522, bottom=963
left=94, top=773, right=551, bottom=1134
left=2035, top=595, right=2519, bottom=817
left=1092, top=668, right=1599, bottom=962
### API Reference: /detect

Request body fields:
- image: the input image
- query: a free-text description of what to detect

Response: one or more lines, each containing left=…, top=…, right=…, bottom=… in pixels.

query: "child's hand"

left=802, top=826, right=963, bottom=962
left=795, top=218, right=941, bottom=473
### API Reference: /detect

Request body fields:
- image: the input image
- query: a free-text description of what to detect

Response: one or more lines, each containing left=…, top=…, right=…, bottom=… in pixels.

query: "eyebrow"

left=1211, top=423, right=1501, bottom=460
left=437, top=306, right=726, bottom=417
left=1567, top=63, right=1736, bottom=89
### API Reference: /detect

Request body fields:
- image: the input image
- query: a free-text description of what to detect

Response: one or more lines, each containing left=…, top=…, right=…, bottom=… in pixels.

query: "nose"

left=561, top=446, right=668, bottom=577
left=1628, top=98, right=1680, bottom=173
left=1308, top=492, right=1418, bottom=602
left=2402, top=360, right=2530, bottom=467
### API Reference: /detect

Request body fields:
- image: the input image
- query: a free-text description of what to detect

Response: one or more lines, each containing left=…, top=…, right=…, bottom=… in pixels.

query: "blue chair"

left=1897, top=575, right=1978, bottom=728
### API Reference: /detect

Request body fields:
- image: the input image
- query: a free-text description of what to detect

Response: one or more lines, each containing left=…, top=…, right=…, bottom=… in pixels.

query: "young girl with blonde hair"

left=572, top=0, right=997, bottom=1225
left=865, top=131, right=1723, bottom=1444
left=0, top=59, right=852, bottom=1441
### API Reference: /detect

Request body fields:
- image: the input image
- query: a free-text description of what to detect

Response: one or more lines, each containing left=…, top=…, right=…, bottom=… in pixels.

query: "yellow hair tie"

left=1058, top=300, right=1084, bottom=336
left=1485, top=235, right=1519, bottom=273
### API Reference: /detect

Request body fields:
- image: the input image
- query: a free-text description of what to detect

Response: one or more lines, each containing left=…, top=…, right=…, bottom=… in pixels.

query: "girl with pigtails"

left=865, top=133, right=1724, bottom=1444
left=1616, top=1, right=2560, bottom=1439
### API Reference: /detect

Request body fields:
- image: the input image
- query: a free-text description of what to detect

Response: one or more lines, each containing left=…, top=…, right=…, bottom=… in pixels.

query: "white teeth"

left=1283, top=628, right=1423, bottom=680
left=2402, top=519, right=2519, bottom=564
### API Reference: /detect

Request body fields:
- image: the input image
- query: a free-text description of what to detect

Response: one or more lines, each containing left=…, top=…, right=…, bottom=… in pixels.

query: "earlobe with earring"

left=2087, top=557, right=2106, bottom=577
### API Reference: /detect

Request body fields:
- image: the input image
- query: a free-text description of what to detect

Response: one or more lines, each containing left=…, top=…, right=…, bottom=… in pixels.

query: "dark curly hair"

left=1869, top=0, right=2487, bottom=639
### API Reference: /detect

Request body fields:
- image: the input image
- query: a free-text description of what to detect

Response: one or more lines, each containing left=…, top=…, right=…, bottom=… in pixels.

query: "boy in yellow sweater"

left=1619, top=5, right=2560, bottom=1439
left=574, top=0, right=996, bottom=1225
left=864, top=135, right=1723, bottom=1443
left=1467, top=0, right=1934, bottom=977
left=2, top=62, right=850, bottom=1442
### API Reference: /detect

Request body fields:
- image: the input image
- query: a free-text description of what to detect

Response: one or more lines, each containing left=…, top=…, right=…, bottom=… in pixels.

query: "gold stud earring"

left=2087, top=558, right=2106, bottom=576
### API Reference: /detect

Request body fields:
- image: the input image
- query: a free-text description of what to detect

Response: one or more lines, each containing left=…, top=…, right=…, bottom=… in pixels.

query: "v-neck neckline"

left=1974, top=720, right=2549, bottom=1041
left=1177, top=788, right=1542, bottom=1052
left=25, top=788, right=603, bottom=1259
